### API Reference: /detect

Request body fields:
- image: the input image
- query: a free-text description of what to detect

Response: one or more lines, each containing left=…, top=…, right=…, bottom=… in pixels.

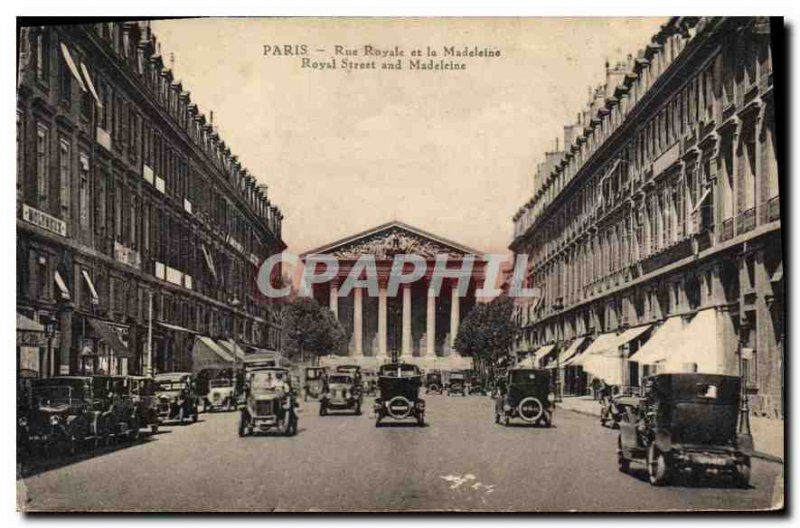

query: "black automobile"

left=374, top=363, right=425, bottom=427
left=447, top=371, right=467, bottom=397
left=319, top=373, right=362, bottom=415
left=128, top=376, right=161, bottom=434
left=494, top=368, right=555, bottom=426
left=425, top=371, right=443, bottom=394
left=616, top=373, right=753, bottom=487
left=239, top=367, right=299, bottom=436
left=153, top=372, right=199, bottom=424
left=22, top=377, right=110, bottom=456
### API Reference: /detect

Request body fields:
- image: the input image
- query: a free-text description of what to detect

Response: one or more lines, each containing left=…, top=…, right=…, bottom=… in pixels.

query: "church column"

left=378, top=280, right=388, bottom=358
left=353, top=287, right=363, bottom=357
left=450, top=281, right=461, bottom=354
left=425, top=287, right=436, bottom=357
left=329, top=279, right=339, bottom=318
left=401, top=285, right=412, bottom=358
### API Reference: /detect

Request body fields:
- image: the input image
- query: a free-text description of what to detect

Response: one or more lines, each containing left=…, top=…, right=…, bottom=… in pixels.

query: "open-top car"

left=319, top=373, right=362, bottom=415
left=374, top=363, right=425, bottom=427
left=616, top=373, right=753, bottom=487
left=205, top=375, right=238, bottom=412
left=239, top=368, right=299, bottom=436
left=494, top=368, right=555, bottom=427
left=303, top=366, right=328, bottom=401
left=447, top=371, right=467, bottom=397
left=425, top=371, right=443, bottom=394
left=153, top=373, right=199, bottom=424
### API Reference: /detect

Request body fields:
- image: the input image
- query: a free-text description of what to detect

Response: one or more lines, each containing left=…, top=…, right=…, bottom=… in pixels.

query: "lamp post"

left=229, top=297, right=242, bottom=372
left=41, top=315, right=56, bottom=378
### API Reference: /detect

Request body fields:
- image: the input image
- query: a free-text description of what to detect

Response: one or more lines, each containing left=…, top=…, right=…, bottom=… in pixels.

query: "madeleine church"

left=302, top=221, right=485, bottom=370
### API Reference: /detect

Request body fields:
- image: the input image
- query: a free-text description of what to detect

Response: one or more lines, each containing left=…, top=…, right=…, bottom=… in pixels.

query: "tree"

left=454, top=296, right=518, bottom=379
left=281, top=297, right=347, bottom=364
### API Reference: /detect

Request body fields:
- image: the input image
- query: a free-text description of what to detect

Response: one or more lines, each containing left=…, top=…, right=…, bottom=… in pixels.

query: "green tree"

left=281, top=297, right=347, bottom=364
left=454, top=296, right=518, bottom=379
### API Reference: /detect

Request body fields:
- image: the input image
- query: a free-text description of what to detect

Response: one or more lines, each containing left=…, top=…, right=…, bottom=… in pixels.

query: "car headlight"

left=18, top=417, right=27, bottom=427
left=503, top=404, right=512, bottom=412
left=49, top=415, right=60, bottom=426
left=547, top=392, right=556, bottom=403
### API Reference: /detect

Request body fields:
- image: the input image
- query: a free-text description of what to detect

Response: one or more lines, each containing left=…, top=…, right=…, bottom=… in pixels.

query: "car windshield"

left=32, top=385, right=77, bottom=406
left=380, top=365, right=419, bottom=378
left=250, top=371, right=288, bottom=391
left=328, top=375, right=352, bottom=384
left=210, top=378, right=232, bottom=388
left=306, top=370, right=322, bottom=380
left=156, top=381, right=187, bottom=392
left=510, top=370, right=539, bottom=384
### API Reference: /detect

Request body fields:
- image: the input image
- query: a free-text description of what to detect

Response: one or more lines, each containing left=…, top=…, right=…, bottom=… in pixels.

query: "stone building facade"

left=17, top=22, right=285, bottom=378
left=304, top=221, right=483, bottom=370
left=510, top=18, right=782, bottom=418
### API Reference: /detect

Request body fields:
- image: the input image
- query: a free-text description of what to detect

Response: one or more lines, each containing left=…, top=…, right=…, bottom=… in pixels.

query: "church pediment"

left=304, top=221, right=479, bottom=260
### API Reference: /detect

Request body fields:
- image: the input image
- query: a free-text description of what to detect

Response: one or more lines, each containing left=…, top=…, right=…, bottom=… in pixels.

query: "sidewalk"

left=557, top=396, right=784, bottom=463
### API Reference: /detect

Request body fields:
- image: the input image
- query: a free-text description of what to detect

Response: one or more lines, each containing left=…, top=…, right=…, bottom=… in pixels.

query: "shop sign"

left=22, top=204, right=67, bottom=237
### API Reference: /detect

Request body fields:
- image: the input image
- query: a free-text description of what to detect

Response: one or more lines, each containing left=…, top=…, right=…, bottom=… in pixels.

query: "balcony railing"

left=736, top=207, right=756, bottom=235
left=719, top=218, right=734, bottom=243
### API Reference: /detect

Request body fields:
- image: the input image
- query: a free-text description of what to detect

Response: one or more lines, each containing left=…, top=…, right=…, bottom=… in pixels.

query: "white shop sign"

left=22, top=204, right=67, bottom=237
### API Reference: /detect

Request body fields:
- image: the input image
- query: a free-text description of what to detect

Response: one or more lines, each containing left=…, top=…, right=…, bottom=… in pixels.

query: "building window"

left=16, top=110, right=23, bottom=189
left=95, top=171, right=107, bottom=234
left=58, top=138, right=71, bottom=220
left=36, top=123, right=49, bottom=209
left=79, top=154, right=90, bottom=229
left=114, top=183, right=122, bottom=241
left=58, top=50, right=71, bottom=105
left=35, top=30, right=50, bottom=83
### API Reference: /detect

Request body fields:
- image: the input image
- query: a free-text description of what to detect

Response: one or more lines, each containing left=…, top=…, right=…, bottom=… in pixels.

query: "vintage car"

left=447, top=371, right=467, bottom=397
left=336, top=365, right=363, bottom=392
left=303, top=366, right=328, bottom=401
left=319, top=373, right=363, bottom=415
left=239, top=367, right=299, bottom=436
left=466, top=372, right=486, bottom=395
left=102, top=376, right=144, bottom=442
left=22, top=377, right=114, bottom=455
left=616, top=373, right=753, bottom=487
left=128, top=376, right=161, bottom=434
left=205, top=376, right=238, bottom=412
left=361, top=368, right=378, bottom=396
left=153, top=372, right=199, bottom=424
left=425, top=371, right=443, bottom=394
left=494, top=368, right=555, bottom=427
left=374, top=363, right=425, bottom=427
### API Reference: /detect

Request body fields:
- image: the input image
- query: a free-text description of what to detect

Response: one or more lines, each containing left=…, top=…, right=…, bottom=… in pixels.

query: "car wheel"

left=647, top=444, right=670, bottom=486
left=191, top=410, right=198, bottom=423
left=238, top=412, right=248, bottom=437
left=319, top=403, right=326, bottom=417
left=150, top=423, right=159, bottom=435
left=355, top=405, right=362, bottom=416
left=617, top=436, right=630, bottom=473
left=734, top=457, right=751, bottom=488
left=503, top=415, right=510, bottom=427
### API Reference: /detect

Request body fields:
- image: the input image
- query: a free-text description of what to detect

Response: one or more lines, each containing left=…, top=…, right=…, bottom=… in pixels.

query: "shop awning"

left=582, top=351, right=625, bottom=386
left=17, top=313, right=45, bottom=332
left=532, top=344, right=557, bottom=367
left=158, top=321, right=198, bottom=334
left=771, top=262, right=783, bottom=283
left=87, top=318, right=133, bottom=358
left=662, top=309, right=727, bottom=374
left=81, top=270, right=99, bottom=305
left=617, top=324, right=652, bottom=347
left=54, top=270, right=70, bottom=301
left=60, top=43, right=87, bottom=92
left=553, top=337, right=588, bottom=368
left=191, top=336, right=234, bottom=374
left=201, top=244, right=217, bottom=278
left=627, top=316, right=685, bottom=366
left=217, top=339, right=248, bottom=361
left=79, top=62, right=103, bottom=108
left=572, top=332, right=621, bottom=366
left=516, top=356, right=537, bottom=369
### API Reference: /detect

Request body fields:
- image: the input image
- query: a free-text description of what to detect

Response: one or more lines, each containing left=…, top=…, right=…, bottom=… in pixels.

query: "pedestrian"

left=590, top=377, right=601, bottom=400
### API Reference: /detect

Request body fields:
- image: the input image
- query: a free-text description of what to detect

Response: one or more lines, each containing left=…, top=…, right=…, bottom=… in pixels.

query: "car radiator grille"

left=255, top=400, right=274, bottom=416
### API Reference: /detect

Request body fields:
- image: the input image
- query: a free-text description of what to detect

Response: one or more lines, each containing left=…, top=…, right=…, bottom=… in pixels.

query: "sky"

left=151, top=17, right=665, bottom=256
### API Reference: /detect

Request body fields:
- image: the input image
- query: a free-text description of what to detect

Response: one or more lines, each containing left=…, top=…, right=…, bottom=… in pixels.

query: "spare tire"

left=517, top=396, right=544, bottom=422
left=386, top=396, right=412, bottom=419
